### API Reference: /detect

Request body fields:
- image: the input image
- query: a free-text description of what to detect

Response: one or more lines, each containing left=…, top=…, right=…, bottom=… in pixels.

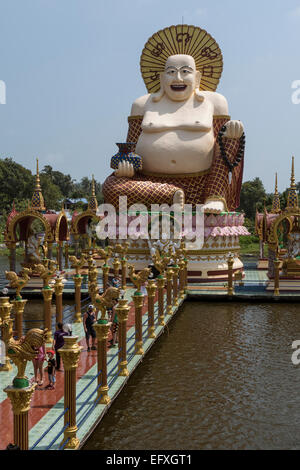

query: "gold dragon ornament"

left=5, top=268, right=32, bottom=300
left=35, top=262, right=57, bottom=287
left=7, top=328, right=48, bottom=388
left=128, top=265, right=152, bottom=293
left=69, top=255, right=86, bottom=276
left=94, top=287, right=120, bottom=320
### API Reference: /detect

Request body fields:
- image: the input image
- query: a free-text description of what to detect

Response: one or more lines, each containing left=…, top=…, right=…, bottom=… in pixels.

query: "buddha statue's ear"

left=195, top=70, right=201, bottom=89
left=194, top=70, right=204, bottom=102
left=152, top=72, right=165, bottom=102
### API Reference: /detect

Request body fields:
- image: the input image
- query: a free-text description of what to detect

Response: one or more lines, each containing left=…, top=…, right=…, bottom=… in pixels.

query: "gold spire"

left=291, top=156, right=296, bottom=189
left=88, top=174, right=98, bottom=212
left=31, top=158, right=46, bottom=211
left=271, top=173, right=281, bottom=214
left=287, top=156, right=298, bottom=209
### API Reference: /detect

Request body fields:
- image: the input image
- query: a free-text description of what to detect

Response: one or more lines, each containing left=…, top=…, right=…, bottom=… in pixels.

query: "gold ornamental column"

left=54, top=277, right=64, bottom=324
left=59, top=336, right=82, bottom=450
left=102, top=264, right=110, bottom=292
left=94, top=321, right=111, bottom=404
left=227, top=255, right=234, bottom=297
left=274, top=258, right=281, bottom=297
left=146, top=280, right=156, bottom=339
left=115, top=299, right=130, bottom=376
left=156, top=275, right=165, bottom=327
left=73, top=275, right=82, bottom=323
left=4, top=384, right=36, bottom=450
left=166, top=267, right=174, bottom=315
left=121, top=257, right=127, bottom=290
left=178, top=259, right=185, bottom=300
left=133, top=292, right=144, bottom=355
left=0, top=297, right=13, bottom=371
left=113, top=257, right=121, bottom=278
left=11, top=299, right=27, bottom=340
left=42, top=286, right=54, bottom=343
left=172, top=265, right=179, bottom=307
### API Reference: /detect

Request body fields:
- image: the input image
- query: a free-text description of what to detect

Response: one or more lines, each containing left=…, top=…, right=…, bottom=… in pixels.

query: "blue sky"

left=0, top=0, right=300, bottom=192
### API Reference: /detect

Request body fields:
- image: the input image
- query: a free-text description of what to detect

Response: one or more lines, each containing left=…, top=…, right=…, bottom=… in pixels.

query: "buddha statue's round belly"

left=136, top=129, right=215, bottom=175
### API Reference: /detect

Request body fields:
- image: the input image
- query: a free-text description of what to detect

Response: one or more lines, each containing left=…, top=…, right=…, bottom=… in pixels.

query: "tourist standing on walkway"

left=53, top=322, right=68, bottom=371
left=32, top=343, right=46, bottom=386
left=46, top=350, right=56, bottom=390
left=83, top=305, right=97, bottom=351
left=108, top=299, right=119, bottom=348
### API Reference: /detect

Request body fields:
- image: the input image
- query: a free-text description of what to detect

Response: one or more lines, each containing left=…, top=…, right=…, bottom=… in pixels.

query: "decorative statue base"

left=108, top=213, right=249, bottom=282
left=102, top=25, right=249, bottom=277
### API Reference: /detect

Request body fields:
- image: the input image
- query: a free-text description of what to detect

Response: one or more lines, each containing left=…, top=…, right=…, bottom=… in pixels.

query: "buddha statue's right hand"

left=115, top=161, right=135, bottom=178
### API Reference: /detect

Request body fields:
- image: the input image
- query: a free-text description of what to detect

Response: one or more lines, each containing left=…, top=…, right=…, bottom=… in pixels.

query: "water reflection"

left=83, top=301, right=300, bottom=450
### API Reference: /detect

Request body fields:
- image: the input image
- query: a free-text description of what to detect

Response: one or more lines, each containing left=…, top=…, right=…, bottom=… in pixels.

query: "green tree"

left=238, top=177, right=266, bottom=220
left=39, top=174, right=63, bottom=210
left=41, top=165, right=75, bottom=197
left=0, top=158, right=34, bottom=212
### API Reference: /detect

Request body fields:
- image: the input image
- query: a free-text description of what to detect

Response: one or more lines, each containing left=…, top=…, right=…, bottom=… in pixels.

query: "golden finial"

left=291, top=156, right=296, bottom=189
left=31, top=158, right=46, bottom=211
left=271, top=172, right=281, bottom=213
left=275, top=173, right=278, bottom=194
left=35, top=158, right=41, bottom=190
left=287, top=156, right=298, bottom=209
left=91, top=174, right=96, bottom=197
left=88, top=174, right=98, bottom=212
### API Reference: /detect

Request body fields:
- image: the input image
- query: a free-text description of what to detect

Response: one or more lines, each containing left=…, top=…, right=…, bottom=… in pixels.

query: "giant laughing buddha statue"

left=103, top=25, right=245, bottom=214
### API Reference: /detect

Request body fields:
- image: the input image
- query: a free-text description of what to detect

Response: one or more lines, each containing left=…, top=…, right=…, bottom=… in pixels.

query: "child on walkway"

left=32, top=343, right=46, bottom=386
left=46, top=350, right=56, bottom=390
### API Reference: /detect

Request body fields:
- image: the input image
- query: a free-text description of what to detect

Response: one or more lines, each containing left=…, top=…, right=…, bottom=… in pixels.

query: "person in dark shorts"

left=108, top=299, right=119, bottom=348
left=45, top=350, right=56, bottom=390
left=83, top=305, right=97, bottom=351
left=53, top=322, right=68, bottom=371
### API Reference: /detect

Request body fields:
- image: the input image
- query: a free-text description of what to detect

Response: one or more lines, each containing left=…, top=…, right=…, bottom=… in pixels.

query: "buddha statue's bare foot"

left=202, top=200, right=225, bottom=214
left=173, top=189, right=185, bottom=209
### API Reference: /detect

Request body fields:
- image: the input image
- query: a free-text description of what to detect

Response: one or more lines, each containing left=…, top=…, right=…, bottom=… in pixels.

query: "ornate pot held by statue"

left=111, top=143, right=142, bottom=171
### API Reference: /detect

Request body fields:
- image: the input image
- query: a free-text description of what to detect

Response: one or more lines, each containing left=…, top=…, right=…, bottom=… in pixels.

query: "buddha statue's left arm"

left=203, top=94, right=245, bottom=212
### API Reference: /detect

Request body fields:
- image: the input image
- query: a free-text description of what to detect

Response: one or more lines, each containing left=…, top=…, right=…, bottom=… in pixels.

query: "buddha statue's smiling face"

left=160, top=54, right=201, bottom=102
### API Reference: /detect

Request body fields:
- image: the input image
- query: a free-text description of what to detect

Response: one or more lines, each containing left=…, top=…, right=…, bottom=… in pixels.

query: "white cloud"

left=288, top=6, right=300, bottom=19
left=182, top=7, right=207, bottom=22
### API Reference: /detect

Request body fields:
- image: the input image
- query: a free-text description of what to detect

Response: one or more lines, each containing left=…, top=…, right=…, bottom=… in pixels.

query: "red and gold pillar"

left=42, top=287, right=54, bottom=343
left=172, top=265, right=179, bottom=307
left=11, top=299, right=27, bottom=340
left=0, top=297, right=13, bottom=371
left=116, top=299, right=130, bottom=376
left=54, top=277, right=64, bottom=324
left=121, top=257, right=127, bottom=291
left=156, top=275, right=165, bottom=327
left=166, top=267, right=174, bottom=315
left=4, top=384, right=36, bottom=450
left=133, top=292, right=144, bottom=355
left=94, top=321, right=111, bottom=404
left=146, top=280, right=156, bottom=339
left=59, top=336, right=82, bottom=450
left=73, top=275, right=82, bottom=323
